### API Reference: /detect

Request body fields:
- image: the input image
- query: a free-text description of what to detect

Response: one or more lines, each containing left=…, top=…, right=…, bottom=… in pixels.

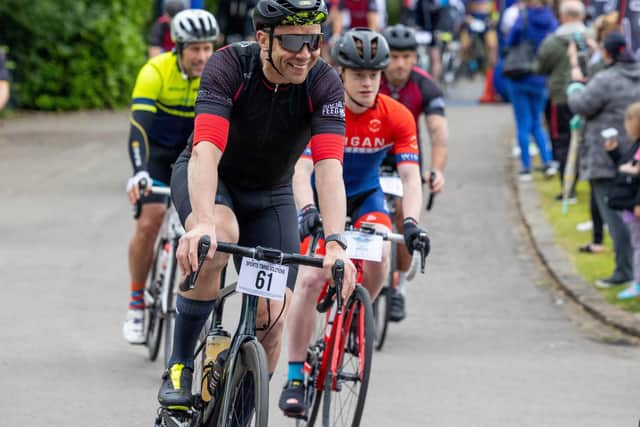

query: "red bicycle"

left=296, top=224, right=411, bottom=427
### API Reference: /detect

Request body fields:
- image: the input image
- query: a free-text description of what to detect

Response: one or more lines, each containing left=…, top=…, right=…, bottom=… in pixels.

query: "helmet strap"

left=176, top=45, right=189, bottom=80
left=266, top=28, right=286, bottom=78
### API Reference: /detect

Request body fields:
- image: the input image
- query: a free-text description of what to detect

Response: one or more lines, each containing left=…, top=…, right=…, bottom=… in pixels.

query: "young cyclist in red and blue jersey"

left=380, top=24, right=449, bottom=321
left=279, top=28, right=430, bottom=418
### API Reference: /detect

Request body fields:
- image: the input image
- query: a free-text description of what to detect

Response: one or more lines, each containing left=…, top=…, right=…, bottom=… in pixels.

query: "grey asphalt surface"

left=1, top=82, right=639, bottom=427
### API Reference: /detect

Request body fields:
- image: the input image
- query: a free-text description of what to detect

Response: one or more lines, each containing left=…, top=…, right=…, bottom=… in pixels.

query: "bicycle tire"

left=321, top=286, right=374, bottom=427
left=162, top=248, right=179, bottom=367
left=214, top=340, right=269, bottom=427
left=372, top=287, right=390, bottom=351
left=305, top=309, right=331, bottom=426
left=146, top=240, right=165, bottom=361
left=374, top=242, right=395, bottom=351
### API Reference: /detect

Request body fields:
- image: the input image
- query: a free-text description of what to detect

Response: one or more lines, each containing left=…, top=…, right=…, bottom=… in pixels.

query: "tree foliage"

left=0, top=0, right=151, bottom=110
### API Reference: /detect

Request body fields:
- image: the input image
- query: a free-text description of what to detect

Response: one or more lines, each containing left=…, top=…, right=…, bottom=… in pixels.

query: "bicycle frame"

left=314, top=262, right=365, bottom=393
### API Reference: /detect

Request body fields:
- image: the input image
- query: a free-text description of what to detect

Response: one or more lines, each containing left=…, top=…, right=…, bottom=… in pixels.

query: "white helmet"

left=171, top=9, right=219, bottom=46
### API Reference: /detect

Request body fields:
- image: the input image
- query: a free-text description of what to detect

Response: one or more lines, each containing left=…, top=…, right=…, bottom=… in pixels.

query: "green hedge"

left=0, top=0, right=151, bottom=110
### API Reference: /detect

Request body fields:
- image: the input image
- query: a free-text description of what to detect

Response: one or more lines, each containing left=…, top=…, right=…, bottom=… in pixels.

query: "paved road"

left=1, top=89, right=639, bottom=426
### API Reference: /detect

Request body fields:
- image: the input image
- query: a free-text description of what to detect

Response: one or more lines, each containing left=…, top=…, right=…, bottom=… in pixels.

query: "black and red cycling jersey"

left=188, top=42, right=345, bottom=190
left=380, top=66, right=446, bottom=127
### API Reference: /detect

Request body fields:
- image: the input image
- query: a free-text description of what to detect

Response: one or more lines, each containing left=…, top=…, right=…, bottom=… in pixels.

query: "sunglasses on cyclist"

left=274, top=34, right=323, bottom=53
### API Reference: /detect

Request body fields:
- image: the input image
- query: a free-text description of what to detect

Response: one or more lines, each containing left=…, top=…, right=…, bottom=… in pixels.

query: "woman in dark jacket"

left=506, top=0, right=558, bottom=180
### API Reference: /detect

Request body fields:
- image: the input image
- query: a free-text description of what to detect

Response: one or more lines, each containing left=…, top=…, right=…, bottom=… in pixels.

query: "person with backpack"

left=505, top=0, right=558, bottom=181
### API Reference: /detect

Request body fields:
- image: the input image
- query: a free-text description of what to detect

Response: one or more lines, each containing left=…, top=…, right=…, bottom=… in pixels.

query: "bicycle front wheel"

left=146, top=240, right=165, bottom=361
left=322, top=286, right=374, bottom=427
left=215, top=340, right=269, bottom=427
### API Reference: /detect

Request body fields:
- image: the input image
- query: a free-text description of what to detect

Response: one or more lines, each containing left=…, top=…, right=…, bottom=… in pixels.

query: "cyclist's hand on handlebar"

left=403, top=217, right=430, bottom=256
left=126, top=171, right=151, bottom=204
left=324, top=244, right=357, bottom=301
left=424, top=169, right=445, bottom=193
left=177, top=223, right=217, bottom=275
left=298, top=204, right=322, bottom=241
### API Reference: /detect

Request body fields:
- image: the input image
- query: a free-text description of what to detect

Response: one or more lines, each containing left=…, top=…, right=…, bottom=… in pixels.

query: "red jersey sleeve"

left=389, top=100, right=419, bottom=165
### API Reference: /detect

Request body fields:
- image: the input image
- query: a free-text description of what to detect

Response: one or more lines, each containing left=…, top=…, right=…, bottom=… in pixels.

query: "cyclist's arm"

left=0, top=52, right=8, bottom=111
left=332, top=0, right=344, bottom=38
left=189, top=47, right=241, bottom=224
left=309, top=64, right=347, bottom=238
left=128, top=61, right=163, bottom=173
left=420, top=76, right=448, bottom=179
left=392, top=101, right=422, bottom=219
left=293, top=148, right=315, bottom=210
left=315, top=159, right=346, bottom=237
left=366, top=0, right=378, bottom=30
left=189, top=141, right=222, bottom=225
left=367, top=11, right=378, bottom=31
left=398, top=162, right=422, bottom=220
left=425, top=114, right=448, bottom=173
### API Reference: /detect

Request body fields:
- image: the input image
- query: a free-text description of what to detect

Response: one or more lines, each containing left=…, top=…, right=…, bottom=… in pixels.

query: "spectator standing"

left=603, top=102, right=640, bottom=298
left=567, top=32, right=640, bottom=288
left=536, top=0, right=588, bottom=199
left=148, top=0, right=187, bottom=58
left=505, top=0, right=558, bottom=180
left=576, top=11, right=621, bottom=254
left=0, top=49, right=9, bottom=111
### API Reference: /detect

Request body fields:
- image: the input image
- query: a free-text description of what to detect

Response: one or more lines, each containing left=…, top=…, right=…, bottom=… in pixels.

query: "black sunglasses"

left=274, top=34, right=323, bottom=53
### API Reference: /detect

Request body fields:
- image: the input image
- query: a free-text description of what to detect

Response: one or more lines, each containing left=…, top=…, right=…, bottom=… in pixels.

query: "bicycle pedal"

left=157, top=408, right=192, bottom=427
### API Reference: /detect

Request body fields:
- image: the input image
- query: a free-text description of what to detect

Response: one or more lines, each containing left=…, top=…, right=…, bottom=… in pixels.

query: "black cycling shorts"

left=425, top=8, right=452, bottom=46
left=139, top=143, right=183, bottom=205
left=171, top=153, right=300, bottom=291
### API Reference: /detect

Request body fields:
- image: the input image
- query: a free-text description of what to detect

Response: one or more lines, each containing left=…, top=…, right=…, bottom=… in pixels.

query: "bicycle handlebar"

left=179, top=236, right=325, bottom=292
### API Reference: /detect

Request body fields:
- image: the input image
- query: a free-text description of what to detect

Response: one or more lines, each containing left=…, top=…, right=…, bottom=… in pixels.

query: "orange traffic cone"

left=478, top=67, right=498, bottom=103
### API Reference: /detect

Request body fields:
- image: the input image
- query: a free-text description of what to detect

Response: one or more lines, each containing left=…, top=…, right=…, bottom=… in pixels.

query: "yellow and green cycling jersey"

left=131, top=51, right=199, bottom=148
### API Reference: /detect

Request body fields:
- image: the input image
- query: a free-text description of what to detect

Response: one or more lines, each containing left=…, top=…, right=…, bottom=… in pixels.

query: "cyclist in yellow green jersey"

left=123, top=9, right=219, bottom=344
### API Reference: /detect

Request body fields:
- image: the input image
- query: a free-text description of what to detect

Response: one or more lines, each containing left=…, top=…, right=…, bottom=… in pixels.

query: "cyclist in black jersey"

left=158, top=0, right=357, bottom=410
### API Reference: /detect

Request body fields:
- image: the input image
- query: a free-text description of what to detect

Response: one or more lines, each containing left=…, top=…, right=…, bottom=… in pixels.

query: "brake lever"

left=179, top=235, right=211, bottom=292
left=426, top=171, right=436, bottom=211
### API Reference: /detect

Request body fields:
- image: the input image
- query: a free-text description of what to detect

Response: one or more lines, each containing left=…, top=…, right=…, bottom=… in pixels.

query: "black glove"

left=298, top=204, right=322, bottom=241
left=403, top=217, right=430, bottom=256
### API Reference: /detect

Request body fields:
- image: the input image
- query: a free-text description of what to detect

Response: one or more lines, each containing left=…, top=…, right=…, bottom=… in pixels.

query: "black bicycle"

left=155, top=237, right=343, bottom=427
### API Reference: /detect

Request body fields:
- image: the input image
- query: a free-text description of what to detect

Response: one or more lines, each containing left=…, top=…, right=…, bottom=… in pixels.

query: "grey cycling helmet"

left=335, top=28, right=390, bottom=70
left=171, top=9, right=219, bottom=45
left=252, top=0, right=328, bottom=31
left=383, top=24, right=417, bottom=51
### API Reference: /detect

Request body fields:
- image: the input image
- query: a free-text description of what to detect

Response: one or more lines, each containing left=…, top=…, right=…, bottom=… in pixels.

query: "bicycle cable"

left=256, top=294, right=287, bottom=342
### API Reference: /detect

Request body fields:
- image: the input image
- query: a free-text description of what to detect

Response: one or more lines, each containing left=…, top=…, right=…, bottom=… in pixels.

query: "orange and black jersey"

left=187, top=42, right=345, bottom=190
left=305, top=94, right=418, bottom=197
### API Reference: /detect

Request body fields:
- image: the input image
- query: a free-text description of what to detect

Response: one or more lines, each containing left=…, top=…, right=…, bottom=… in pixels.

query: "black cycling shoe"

left=279, top=380, right=306, bottom=417
left=158, top=363, right=194, bottom=410
left=389, top=291, right=406, bottom=322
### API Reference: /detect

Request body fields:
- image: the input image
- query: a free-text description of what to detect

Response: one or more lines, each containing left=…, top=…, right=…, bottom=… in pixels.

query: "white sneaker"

left=123, top=309, right=145, bottom=344
left=544, top=164, right=558, bottom=178
left=512, top=145, right=521, bottom=158
left=576, top=221, right=593, bottom=232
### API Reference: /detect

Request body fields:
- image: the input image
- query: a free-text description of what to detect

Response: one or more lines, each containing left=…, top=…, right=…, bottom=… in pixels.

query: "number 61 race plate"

left=237, top=257, right=289, bottom=301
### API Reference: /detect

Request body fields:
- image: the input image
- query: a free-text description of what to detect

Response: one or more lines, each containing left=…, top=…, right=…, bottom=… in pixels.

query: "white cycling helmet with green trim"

left=171, top=9, right=219, bottom=45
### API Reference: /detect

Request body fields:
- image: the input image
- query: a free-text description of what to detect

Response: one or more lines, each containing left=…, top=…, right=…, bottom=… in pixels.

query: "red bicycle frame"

left=307, top=259, right=367, bottom=392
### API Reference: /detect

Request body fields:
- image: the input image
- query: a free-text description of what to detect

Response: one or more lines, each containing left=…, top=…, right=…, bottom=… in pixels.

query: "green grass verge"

left=533, top=175, right=640, bottom=312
